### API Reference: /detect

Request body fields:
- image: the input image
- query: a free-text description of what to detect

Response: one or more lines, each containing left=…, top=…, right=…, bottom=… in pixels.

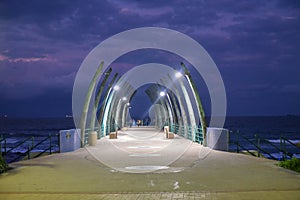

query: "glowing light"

left=122, top=97, right=127, bottom=101
left=175, top=72, right=182, bottom=78
left=127, top=102, right=130, bottom=106
left=160, top=91, right=166, bottom=97
left=113, top=85, right=120, bottom=90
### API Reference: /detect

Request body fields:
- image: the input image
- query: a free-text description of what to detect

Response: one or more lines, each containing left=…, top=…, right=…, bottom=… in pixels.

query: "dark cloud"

left=276, top=0, right=300, bottom=9
left=0, top=0, right=299, bottom=117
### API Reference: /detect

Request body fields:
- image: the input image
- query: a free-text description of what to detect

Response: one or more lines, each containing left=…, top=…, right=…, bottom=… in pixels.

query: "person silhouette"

left=133, top=119, right=136, bottom=127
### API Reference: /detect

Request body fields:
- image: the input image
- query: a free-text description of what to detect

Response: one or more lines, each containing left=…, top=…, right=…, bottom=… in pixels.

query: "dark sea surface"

left=223, top=116, right=300, bottom=159
left=0, top=117, right=75, bottom=162
left=1, top=116, right=299, bottom=162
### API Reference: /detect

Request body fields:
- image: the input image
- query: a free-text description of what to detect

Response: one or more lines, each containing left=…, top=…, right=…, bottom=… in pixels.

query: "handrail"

left=0, top=136, right=6, bottom=154
left=32, top=146, right=55, bottom=159
left=231, top=130, right=300, bottom=160
left=31, top=136, right=51, bottom=150
left=234, top=142, right=257, bottom=157
left=251, top=142, right=277, bottom=160
left=194, top=126, right=203, bottom=144
left=233, top=132, right=277, bottom=160
left=281, top=137, right=300, bottom=149
left=262, top=137, right=295, bottom=159
left=256, top=135, right=282, bottom=152
left=2, top=134, right=59, bottom=163
left=5, top=137, right=33, bottom=154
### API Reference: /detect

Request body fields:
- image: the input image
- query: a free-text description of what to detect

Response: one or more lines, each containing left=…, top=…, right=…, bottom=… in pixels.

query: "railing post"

left=28, top=144, right=31, bottom=160
left=236, top=130, right=240, bottom=153
left=4, top=138, right=7, bottom=155
left=256, top=134, right=261, bottom=157
left=49, top=134, right=52, bottom=155
left=283, top=138, right=287, bottom=160
left=280, top=136, right=283, bottom=160
left=228, top=130, right=231, bottom=151
left=280, top=136, right=282, bottom=151
left=57, top=133, right=60, bottom=153
left=32, top=136, right=34, bottom=149
left=0, top=135, right=2, bottom=155
left=195, top=126, right=197, bottom=143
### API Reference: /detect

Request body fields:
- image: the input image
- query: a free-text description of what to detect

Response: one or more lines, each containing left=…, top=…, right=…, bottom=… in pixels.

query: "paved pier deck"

left=1, top=127, right=299, bottom=199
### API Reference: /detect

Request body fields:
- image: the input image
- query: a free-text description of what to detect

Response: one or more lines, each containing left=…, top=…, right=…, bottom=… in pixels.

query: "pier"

left=1, top=127, right=300, bottom=199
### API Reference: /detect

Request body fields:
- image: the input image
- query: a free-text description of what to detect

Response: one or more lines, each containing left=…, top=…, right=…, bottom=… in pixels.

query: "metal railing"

left=83, top=124, right=122, bottom=145
left=187, top=126, right=193, bottom=140
left=194, top=126, right=203, bottom=144
left=169, top=123, right=204, bottom=144
left=92, top=122, right=204, bottom=145
left=1, top=134, right=59, bottom=163
left=83, top=126, right=100, bottom=145
left=230, top=131, right=300, bottom=160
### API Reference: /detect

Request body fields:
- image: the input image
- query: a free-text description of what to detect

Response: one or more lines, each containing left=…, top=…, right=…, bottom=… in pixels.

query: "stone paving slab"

left=0, top=191, right=299, bottom=200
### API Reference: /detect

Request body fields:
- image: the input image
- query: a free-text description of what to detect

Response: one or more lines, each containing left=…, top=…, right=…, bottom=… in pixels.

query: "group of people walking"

left=129, top=118, right=149, bottom=127
left=130, top=119, right=141, bottom=127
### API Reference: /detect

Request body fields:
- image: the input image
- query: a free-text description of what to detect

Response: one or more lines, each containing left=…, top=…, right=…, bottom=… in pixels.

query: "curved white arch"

left=73, top=27, right=226, bottom=136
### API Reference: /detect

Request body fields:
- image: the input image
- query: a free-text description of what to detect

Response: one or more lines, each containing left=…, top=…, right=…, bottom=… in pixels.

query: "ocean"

left=1, top=116, right=300, bottom=162
left=0, top=117, right=75, bottom=163
left=224, top=116, right=300, bottom=160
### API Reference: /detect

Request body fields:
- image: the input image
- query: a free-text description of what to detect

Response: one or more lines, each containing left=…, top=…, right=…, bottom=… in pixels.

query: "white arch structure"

left=72, top=27, right=227, bottom=146
left=102, top=63, right=199, bottom=139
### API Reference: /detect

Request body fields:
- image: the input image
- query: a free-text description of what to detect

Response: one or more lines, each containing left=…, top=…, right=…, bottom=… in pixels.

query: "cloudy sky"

left=0, top=0, right=299, bottom=117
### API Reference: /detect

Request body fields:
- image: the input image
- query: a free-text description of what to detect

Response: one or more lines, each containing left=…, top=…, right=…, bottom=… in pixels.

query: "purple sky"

left=0, top=0, right=299, bottom=117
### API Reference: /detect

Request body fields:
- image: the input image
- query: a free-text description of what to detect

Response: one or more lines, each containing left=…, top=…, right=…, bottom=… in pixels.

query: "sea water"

left=223, top=116, right=300, bottom=159
left=0, top=116, right=299, bottom=162
left=0, top=117, right=75, bottom=162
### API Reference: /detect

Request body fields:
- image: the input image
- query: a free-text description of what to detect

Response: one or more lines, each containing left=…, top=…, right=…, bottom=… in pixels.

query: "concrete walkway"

left=0, top=127, right=299, bottom=199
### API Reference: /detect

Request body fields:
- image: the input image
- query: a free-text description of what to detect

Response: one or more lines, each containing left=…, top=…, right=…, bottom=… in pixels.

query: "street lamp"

left=175, top=71, right=183, bottom=78
left=113, top=85, right=120, bottom=91
left=160, top=91, right=166, bottom=97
